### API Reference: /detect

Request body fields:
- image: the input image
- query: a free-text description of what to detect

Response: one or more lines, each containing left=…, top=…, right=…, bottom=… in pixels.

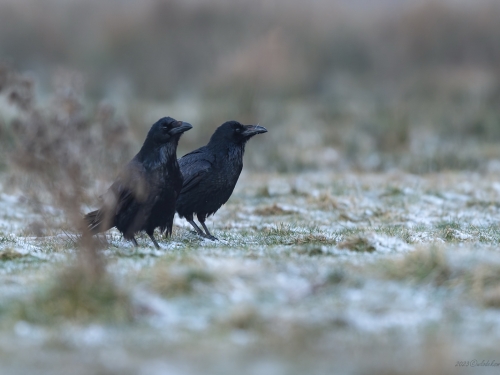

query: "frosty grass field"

left=1, top=170, right=500, bottom=374
left=2, top=0, right=500, bottom=373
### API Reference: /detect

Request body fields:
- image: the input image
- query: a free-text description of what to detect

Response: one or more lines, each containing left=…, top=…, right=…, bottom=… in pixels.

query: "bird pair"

left=84, top=117, right=267, bottom=248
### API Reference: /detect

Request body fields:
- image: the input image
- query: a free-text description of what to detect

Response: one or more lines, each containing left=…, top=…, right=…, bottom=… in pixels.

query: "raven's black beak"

left=242, top=125, right=268, bottom=137
left=169, top=121, right=193, bottom=135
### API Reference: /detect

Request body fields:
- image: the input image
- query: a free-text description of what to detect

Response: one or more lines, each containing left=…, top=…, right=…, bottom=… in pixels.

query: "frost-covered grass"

left=1, top=171, right=500, bottom=374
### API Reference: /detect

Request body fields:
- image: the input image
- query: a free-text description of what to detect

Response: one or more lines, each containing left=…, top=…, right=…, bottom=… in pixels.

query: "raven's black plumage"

left=85, top=117, right=192, bottom=248
left=176, top=121, right=267, bottom=240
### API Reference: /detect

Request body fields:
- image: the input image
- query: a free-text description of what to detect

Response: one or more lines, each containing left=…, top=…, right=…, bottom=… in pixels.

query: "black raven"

left=85, top=117, right=192, bottom=248
left=176, top=121, right=267, bottom=240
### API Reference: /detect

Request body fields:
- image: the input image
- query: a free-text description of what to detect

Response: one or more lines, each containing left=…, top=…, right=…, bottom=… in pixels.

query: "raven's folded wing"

left=111, top=159, right=150, bottom=214
left=88, top=159, right=148, bottom=231
left=178, top=148, right=215, bottom=194
left=85, top=178, right=136, bottom=233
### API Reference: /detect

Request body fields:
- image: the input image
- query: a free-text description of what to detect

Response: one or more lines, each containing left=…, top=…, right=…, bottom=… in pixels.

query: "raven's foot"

left=187, top=219, right=218, bottom=240
left=200, top=222, right=218, bottom=241
left=189, top=231, right=218, bottom=241
left=201, top=233, right=218, bottom=241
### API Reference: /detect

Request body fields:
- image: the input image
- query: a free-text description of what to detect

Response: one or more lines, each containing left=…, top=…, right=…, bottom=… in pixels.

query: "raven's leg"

left=187, top=219, right=206, bottom=237
left=130, top=236, right=139, bottom=247
left=198, top=215, right=218, bottom=241
left=148, top=233, right=160, bottom=249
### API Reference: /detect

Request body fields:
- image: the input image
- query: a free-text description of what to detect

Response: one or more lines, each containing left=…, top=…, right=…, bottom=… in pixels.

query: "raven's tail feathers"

left=84, top=210, right=112, bottom=235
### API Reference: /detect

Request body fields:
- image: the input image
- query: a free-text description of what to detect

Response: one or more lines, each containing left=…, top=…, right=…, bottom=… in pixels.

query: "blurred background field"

left=2, top=1, right=500, bottom=374
left=2, top=0, right=500, bottom=175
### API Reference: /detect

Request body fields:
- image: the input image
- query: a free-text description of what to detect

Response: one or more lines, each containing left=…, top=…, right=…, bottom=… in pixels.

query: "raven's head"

left=147, top=117, right=193, bottom=145
left=211, top=121, right=267, bottom=144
